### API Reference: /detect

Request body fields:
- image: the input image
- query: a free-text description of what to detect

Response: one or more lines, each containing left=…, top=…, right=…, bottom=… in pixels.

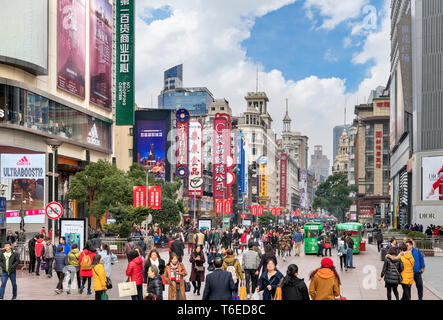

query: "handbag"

left=335, top=286, right=347, bottom=300
left=106, top=277, right=113, bottom=290
left=195, top=265, right=205, bottom=273
left=273, top=287, right=282, bottom=300
left=118, top=278, right=138, bottom=297
left=101, top=291, right=109, bottom=300
left=185, top=280, right=191, bottom=292
left=239, top=283, right=247, bottom=300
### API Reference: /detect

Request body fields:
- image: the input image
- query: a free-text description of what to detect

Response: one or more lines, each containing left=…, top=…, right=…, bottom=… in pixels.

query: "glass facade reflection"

left=0, top=84, right=112, bottom=152
left=158, top=89, right=213, bottom=115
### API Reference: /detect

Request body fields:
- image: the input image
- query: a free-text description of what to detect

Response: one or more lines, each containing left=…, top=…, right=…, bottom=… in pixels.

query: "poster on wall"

left=422, top=156, right=443, bottom=201
left=57, top=0, right=86, bottom=98
left=198, top=219, right=211, bottom=232
left=60, top=218, right=86, bottom=251
left=396, top=63, right=405, bottom=141
left=1, top=154, right=46, bottom=224
left=137, top=120, right=166, bottom=180
left=89, top=0, right=112, bottom=109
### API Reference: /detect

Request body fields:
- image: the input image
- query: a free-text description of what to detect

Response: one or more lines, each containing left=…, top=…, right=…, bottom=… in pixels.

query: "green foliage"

left=258, top=211, right=275, bottom=226
left=312, top=173, right=356, bottom=222
left=407, top=231, right=426, bottom=239
left=103, top=205, right=152, bottom=238
left=400, top=229, right=411, bottom=234
left=388, top=228, right=400, bottom=232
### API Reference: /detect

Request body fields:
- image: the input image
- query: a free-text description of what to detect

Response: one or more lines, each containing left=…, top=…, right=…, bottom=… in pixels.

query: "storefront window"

left=0, top=83, right=112, bottom=151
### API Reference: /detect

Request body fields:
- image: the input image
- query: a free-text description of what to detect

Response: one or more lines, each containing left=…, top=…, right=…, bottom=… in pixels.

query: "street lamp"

left=46, top=138, right=63, bottom=241
left=12, top=192, right=25, bottom=231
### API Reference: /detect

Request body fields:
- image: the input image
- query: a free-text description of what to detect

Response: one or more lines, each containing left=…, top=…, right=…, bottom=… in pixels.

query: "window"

left=211, top=107, right=215, bottom=111
left=252, top=133, right=256, bottom=142
left=366, top=155, right=374, bottom=166
left=252, top=147, right=256, bottom=155
left=366, top=124, right=374, bottom=137
left=220, top=107, right=224, bottom=110
left=365, top=184, right=374, bottom=194
left=128, top=149, right=133, bottom=157
left=365, top=169, right=374, bottom=181
left=129, top=128, right=133, bottom=136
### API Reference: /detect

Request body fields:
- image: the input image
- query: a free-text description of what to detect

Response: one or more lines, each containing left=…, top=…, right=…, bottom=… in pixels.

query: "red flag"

left=251, top=205, right=257, bottom=216
left=258, top=205, right=264, bottom=216
left=215, top=199, right=224, bottom=214
left=133, top=186, right=146, bottom=208
left=148, top=186, right=162, bottom=210
left=224, top=198, right=232, bottom=214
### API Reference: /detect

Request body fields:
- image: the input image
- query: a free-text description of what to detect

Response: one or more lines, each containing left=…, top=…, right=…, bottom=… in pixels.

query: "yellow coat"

left=93, top=264, right=107, bottom=292
left=400, top=252, right=415, bottom=285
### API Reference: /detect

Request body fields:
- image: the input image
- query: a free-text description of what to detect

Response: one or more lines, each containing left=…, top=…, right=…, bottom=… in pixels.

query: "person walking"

left=345, top=234, right=355, bottom=269
left=317, top=232, right=325, bottom=257
left=256, top=260, right=284, bottom=300
left=193, top=229, right=205, bottom=250
left=170, top=235, right=185, bottom=263
left=136, top=237, right=147, bottom=258
left=207, top=246, right=220, bottom=272
left=143, top=249, right=166, bottom=284
left=35, top=234, right=45, bottom=276
left=379, top=247, right=403, bottom=300
left=240, top=231, right=248, bottom=253
left=186, top=230, right=195, bottom=254
left=386, top=237, right=399, bottom=255
left=124, top=237, right=136, bottom=262
left=202, top=257, right=235, bottom=300
left=222, top=248, right=244, bottom=296
left=126, top=250, right=144, bottom=300
left=256, top=244, right=278, bottom=280
left=79, top=241, right=96, bottom=295
left=324, top=232, right=332, bottom=257
left=395, top=243, right=415, bottom=300
left=221, top=231, right=231, bottom=249
left=43, top=237, right=56, bottom=278
left=0, top=242, right=20, bottom=300
left=57, top=236, right=71, bottom=256
left=308, top=258, right=341, bottom=300
left=280, top=264, right=309, bottom=300
left=189, top=245, right=205, bottom=296
left=66, top=244, right=81, bottom=294
left=242, top=242, right=260, bottom=299
left=408, top=239, right=425, bottom=300
left=337, top=236, right=348, bottom=271
left=92, top=254, right=108, bottom=300
left=163, top=253, right=187, bottom=300
left=54, top=246, right=68, bottom=294
left=99, top=243, right=117, bottom=278
left=144, top=264, right=163, bottom=300
left=28, top=234, right=38, bottom=274
left=293, top=229, right=303, bottom=257
left=375, top=228, right=384, bottom=252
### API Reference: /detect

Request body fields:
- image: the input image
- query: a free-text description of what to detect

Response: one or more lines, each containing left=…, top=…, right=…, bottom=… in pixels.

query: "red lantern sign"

left=258, top=205, right=264, bottom=216
left=133, top=186, right=147, bottom=208
left=251, top=205, right=258, bottom=216
left=215, top=199, right=224, bottom=214
left=224, top=198, right=232, bottom=214
left=148, top=186, right=162, bottom=210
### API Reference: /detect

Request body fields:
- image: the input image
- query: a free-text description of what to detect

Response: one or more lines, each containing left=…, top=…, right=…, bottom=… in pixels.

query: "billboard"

left=60, top=218, right=86, bottom=251
left=390, top=71, right=397, bottom=151
left=213, top=114, right=229, bottom=200
left=299, top=170, right=308, bottom=208
left=0, top=0, right=48, bottom=75
left=115, top=0, right=135, bottom=125
left=89, top=0, right=112, bottom=109
left=198, top=219, right=211, bottom=231
left=175, top=109, right=190, bottom=178
left=280, top=153, right=287, bottom=207
left=188, top=121, right=203, bottom=197
left=0, top=154, right=46, bottom=224
left=137, top=120, right=166, bottom=180
left=237, top=131, right=248, bottom=203
left=396, top=63, right=405, bottom=141
left=57, top=0, right=86, bottom=98
left=258, top=156, right=268, bottom=200
left=422, top=156, right=443, bottom=201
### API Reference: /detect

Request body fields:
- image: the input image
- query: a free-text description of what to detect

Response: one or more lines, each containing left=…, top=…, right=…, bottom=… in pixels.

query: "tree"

left=312, top=173, right=356, bottom=222
left=258, top=211, right=275, bottom=226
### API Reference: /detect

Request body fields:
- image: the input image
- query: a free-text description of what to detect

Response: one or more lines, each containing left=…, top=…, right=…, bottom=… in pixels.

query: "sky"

left=134, top=0, right=391, bottom=169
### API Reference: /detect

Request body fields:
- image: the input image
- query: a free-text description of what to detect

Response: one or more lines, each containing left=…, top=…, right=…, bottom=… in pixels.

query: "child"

left=54, top=246, right=68, bottom=294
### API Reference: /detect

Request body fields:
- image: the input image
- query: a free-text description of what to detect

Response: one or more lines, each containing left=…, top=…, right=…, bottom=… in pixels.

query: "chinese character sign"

left=213, top=114, right=229, bottom=200
left=258, top=205, right=264, bottom=216
left=280, top=153, right=287, bottom=207
left=188, top=121, right=203, bottom=197
left=251, top=205, right=258, bottom=216
left=258, top=156, right=268, bottom=199
left=133, top=186, right=146, bottom=208
left=224, top=198, right=232, bottom=214
left=175, top=109, right=190, bottom=179
left=237, top=131, right=248, bottom=203
left=215, top=199, right=224, bottom=214
left=57, top=0, right=86, bottom=98
left=90, top=0, right=112, bottom=109
left=148, top=186, right=162, bottom=210
left=116, top=0, right=134, bottom=125
left=375, top=131, right=383, bottom=169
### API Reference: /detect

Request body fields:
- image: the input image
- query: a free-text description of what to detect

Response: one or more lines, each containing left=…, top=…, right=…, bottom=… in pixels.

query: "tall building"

left=353, top=95, right=390, bottom=224
left=389, top=0, right=443, bottom=228
left=158, top=65, right=214, bottom=115
left=332, top=126, right=350, bottom=176
left=309, top=145, right=330, bottom=182
left=333, top=124, right=352, bottom=161
left=0, top=0, right=114, bottom=233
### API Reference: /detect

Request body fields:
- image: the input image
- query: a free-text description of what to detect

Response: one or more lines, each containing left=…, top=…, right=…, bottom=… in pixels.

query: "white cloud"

left=303, top=0, right=370, bottom=30
left=324, top=48, right=339, bottom=62
left=343, top=36, right=352, bottom=48
left=134, top=0, right=390, bottom=164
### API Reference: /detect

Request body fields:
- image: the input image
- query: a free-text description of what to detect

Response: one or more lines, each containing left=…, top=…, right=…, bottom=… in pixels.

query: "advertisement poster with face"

left=198, top=219, right=211, bottom=232
left=89, top=0, right=112, bottom=109
left=1, top=154, right=46, bottom=224
left=57, top=0, right=86, bottom=98
left=422, top=156, right=443, bottom=201
left=60, top=219, right=86, bottom=251
left=137, top=120, right=166, bottom=180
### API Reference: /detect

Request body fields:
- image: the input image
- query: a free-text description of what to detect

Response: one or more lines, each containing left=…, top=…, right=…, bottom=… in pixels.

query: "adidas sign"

left=16, top=156, right=31, bottom=166
left=87, top=123, right=100, bottom=146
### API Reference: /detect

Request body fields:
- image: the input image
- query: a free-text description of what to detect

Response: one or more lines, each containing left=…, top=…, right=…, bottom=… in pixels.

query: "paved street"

left=3, top=241, right=441, bottom=300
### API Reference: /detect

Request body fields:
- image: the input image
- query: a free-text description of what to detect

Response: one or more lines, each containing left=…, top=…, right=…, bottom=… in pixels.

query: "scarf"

left=150, top=258, right=159, bottom=268
left=170, top=263, right=180, bottom=283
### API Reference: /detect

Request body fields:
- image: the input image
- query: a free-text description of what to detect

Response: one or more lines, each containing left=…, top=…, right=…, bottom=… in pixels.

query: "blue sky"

left=242, top=0, right=385, bottom=93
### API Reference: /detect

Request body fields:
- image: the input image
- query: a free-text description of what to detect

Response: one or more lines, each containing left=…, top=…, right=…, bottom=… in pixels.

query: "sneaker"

left=79, top=287, right=84, bottom=294
left=247, top=294, right=251, bottom=299
left=55, top=289, right=60, bottom=294
left=87, top=289, right=92, bottom=295
left=11, top=296, right=16, bottom=300
left=67, top=290, right=71, bottom=295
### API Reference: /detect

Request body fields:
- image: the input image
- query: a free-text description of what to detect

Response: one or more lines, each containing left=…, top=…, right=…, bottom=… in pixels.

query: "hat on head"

left=321, top=257, right=334, bottom=268
left=438, top=166, right=443, bottom=175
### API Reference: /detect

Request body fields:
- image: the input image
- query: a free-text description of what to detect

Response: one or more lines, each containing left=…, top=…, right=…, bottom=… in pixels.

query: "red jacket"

left=35, top=238, right=45, bottom=257
left=432, top=177, right=443, bottom=200
left=126, top=256, right=143, bottom=285
left=241, top=233, right=248, bottom=244
left=79, top=249, right=96, bottom=278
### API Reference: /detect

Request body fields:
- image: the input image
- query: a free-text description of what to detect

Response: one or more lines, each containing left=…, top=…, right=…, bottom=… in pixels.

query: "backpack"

left=80, top=251, right=92, bottom=270
left=226, top=259, right=238, bottom=283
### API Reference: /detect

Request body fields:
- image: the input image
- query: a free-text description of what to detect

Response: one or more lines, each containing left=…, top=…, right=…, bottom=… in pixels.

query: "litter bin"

left=380, top=245, right=387, bottom=261
left=368, top=233, right=373, bottom=245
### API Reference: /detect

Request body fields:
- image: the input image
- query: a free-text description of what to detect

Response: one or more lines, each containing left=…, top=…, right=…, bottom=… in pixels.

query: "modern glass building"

left=158, top=87, right=214, bottom=115
left=163, top=64, right=183, bottom=91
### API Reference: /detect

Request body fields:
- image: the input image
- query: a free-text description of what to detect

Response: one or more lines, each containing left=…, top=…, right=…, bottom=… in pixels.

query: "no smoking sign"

left=45, top=202, right=63, bottom=220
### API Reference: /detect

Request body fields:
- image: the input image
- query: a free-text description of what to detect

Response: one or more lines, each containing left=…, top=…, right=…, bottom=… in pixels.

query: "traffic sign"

left=45, top=202, right=63, bottom=220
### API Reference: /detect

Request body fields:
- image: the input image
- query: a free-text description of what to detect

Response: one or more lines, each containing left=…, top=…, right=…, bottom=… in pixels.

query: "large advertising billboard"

left=90, top=0, right=112, bottom=109
left=422, top=156, right=443, bottom=201
left=57, top=0, right=86, bottom=98
left=60, top=219, right=86, bottom=251
left=0, top=154, right=46, bottom=224
left=137, top=120, right=166, bottom=180
left=188, top=121, right=203, bottom=197
left=0, top=0, right=48, bottom=75
left=396, top=63, right=405, bottom=141
left=389, top=72, right=397, bottom=151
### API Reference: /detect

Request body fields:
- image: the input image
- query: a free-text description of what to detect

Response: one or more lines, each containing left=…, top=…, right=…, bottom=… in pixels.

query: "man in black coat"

left=202, top=257, right=235, bottom=300
left=374, top=228, right=384, bottom=252
left=170, top=235, right=185, bottom=262
left=0, top=242, right=20, bottom=299
left=28, top=234, right=38, bottom=274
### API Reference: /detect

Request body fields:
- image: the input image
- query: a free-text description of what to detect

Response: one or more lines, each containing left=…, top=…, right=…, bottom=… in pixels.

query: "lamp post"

left=46, top=139, right=63, bottom=241
left=12, top=192, right=25, bottom=231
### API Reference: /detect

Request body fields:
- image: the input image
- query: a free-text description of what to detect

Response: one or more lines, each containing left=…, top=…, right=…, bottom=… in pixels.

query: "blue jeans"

left=0, top=272, right=17, bottom=298
left=414, top=272, right=423, bottom=300
left=346, top=248, right=354, bottom=267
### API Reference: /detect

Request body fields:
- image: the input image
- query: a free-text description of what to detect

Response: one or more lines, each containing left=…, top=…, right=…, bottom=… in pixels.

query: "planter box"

left=422, top=249, right=434, bottom=257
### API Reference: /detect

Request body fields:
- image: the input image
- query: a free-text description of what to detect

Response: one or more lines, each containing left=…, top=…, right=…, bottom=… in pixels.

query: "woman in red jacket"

left=79, top=241, right=96, bottom=295
left=126, top=250, right=144, bottom=300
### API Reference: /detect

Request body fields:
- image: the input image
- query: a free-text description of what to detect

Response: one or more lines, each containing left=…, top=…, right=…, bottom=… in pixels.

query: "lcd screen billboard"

left=137, top=120, right=166, bottom=180
left=422, top=156, right=443, bottom=201
left=57, top=0, right=86, bottom=98
left=90, top=0, right=112, bottom=109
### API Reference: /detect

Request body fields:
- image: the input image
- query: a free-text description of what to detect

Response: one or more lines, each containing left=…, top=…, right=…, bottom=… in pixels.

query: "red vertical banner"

left=276, top=208, right=282, bottom=216
left=176, top=109, right=190, bottom=178
left=258, top=205, right=264, bottom=216
left=215, top=199, right=224, bottom=214
left=213, top=114, right=229, bottom=200
left=251, top=205, right=258, bottom=216
left=133, top=186, right=146, bottom=208
left=280, top=153, right=287, bottom=208
left=188, top=121, right=203, bottom=197
left=271, top=208, right=276, bottom=216
left=224, top=198, right=232, bottom=214
left=148, top=186, right=162, bottom=210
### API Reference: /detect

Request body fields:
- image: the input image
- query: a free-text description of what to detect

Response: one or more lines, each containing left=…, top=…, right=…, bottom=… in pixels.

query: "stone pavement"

left=3, top=241, right=441, bottom=300
left=422, top=257, right=443, bottom=299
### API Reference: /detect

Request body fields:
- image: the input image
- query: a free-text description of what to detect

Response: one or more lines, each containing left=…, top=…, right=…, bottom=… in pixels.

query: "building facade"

left=309, top=145, right=330, bottom=183
left=332, top=127, right=350, bottom=176
left=333, top=124, right=352, bottom=161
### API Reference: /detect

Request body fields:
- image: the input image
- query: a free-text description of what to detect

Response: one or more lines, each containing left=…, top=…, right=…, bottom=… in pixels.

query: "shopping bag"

left=273, top=287, right=282, bottom=300
left=118, top=281, right=138, bottom=297
left=161, top=274, right=168, bottom=285
left=232, top=294, right=240, bottom=300
left=239, top=285, right=247, bottom=300
left=41, top=262, right=47, bottom=271
left=101, top=291, right=109, bottom=300
left=62, top=271, right=71, bottom=290
left=251, top=291, right=261, bottom=300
